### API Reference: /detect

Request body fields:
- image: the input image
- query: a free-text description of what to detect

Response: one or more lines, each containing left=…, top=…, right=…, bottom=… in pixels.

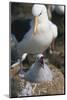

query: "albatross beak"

left=34, top=16, right=38, bottom=34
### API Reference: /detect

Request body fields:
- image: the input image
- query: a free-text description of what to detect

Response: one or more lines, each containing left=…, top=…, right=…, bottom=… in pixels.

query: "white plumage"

left=16, top=4, right=58, bottom=57
left=24, top=54, right=53, bottom=82
left=53, top=5, right=64, bottom=15
left=47, top=5, right=64, bottom=19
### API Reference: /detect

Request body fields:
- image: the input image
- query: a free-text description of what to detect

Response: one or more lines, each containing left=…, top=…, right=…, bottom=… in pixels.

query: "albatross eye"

left=38, top=11, right=42, bottom=16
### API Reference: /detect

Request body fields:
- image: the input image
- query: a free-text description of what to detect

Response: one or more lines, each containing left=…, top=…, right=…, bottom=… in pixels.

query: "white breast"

left=17, top=20, right=57, bottom=56
left=17, top=4, right=58, bottom=56
left=24, top=63, right=53, bottom=82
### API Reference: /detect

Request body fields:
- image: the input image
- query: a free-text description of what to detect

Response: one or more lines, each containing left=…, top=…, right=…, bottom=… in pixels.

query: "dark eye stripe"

left=38, top=11, right=42, bottom=16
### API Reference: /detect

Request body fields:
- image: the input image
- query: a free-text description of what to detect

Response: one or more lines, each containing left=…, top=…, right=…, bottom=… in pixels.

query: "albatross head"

left=32, top=4, right=47, bottom=16
left=32, top=4, right=48, bottom=34
left=36, top=54, right=44, bottom=68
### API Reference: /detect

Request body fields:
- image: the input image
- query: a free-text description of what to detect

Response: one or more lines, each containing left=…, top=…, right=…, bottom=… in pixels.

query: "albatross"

left=11, top=4, right=58, bottom=75
left=53, top=5, right=64, bottom=15
left=47, top=5, right=65, bottom=19
left=21, top=54, right=53, bottom=82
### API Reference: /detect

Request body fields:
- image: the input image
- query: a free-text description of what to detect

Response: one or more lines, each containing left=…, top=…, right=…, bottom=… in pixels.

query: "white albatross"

left=47, top=5, right=65, bottom=19
left=17, top=4, right=58, bottom=55
left=11, top=4, right=58, bottom=75
left=21, top=54, right=53, bottom=82
left=53, top=5, right=64, bottom=15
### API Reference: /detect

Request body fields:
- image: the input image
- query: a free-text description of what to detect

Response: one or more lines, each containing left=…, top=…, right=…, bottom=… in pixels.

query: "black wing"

left=11, top=19, right=32, bottom=42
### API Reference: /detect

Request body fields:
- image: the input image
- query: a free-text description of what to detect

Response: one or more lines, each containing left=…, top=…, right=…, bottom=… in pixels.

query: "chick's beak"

left=34, top=16, right=38, bottom=34
left=39, top=57, right=44, bottom=68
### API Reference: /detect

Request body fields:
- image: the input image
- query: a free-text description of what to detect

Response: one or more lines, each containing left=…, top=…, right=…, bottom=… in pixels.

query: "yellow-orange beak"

left=34, top=16, right=38, bottom=34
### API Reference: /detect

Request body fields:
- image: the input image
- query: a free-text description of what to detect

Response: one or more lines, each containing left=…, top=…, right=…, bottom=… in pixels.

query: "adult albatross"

left=11, top=4, right=58, bottom=75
